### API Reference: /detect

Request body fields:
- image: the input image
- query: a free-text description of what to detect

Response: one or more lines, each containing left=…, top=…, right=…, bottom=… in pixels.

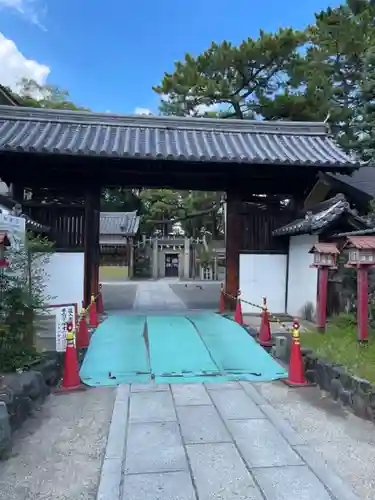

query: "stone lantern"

left=309, top=242, right=340, bottom=332
left=344, top=236, right=375, bottom=343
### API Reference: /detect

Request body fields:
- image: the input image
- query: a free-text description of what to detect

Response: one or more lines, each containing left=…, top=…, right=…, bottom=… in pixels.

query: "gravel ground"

left=256, top=381, right=375, bottom=500
left=0, top=387, right=115, bottom=500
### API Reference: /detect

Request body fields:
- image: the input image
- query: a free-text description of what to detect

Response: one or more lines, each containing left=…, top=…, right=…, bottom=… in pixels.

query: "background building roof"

left=100, top=211, right=140, bottom=236
left=273, top=194, right=369, bottom=237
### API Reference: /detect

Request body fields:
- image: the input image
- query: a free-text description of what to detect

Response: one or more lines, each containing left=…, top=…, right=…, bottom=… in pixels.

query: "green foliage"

left=8, top=78, right=89, bottom=111
left=331, top=312, right=357, bottom=329
left=153, top=0, right=375, bottom=160
left=101, top=188, right=142, bottom=212
left=197, top=247, right=214, bottom=269
left=154, top=29, right=306, bottom=118
left=301, top=317, right=375, bottom=383
left=0, top=234, right=55, bottom=372
left=138, top=189, right=223, bottom=237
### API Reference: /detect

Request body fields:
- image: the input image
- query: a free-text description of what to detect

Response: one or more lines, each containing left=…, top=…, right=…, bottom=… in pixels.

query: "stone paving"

left=97, top=381, right=360, bottom=500
left=133, top=280, right=187, bottom=311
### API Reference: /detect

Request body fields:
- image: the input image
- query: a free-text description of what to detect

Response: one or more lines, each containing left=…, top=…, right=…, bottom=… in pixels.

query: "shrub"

left=0, top=233, right=54, bottom=372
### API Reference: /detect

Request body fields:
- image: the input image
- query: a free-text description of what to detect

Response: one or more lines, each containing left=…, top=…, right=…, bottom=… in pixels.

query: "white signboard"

left=55, top=305, right=76, bottom=352
left=0, top=213, right=26, bottom=250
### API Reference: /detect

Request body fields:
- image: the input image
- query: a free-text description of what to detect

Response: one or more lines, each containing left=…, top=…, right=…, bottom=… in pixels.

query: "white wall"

left=287, top=235, right=318, bottom=317
left=42, top=252, right=84, bottom=309
left=240, top=254, right=287, bottom=314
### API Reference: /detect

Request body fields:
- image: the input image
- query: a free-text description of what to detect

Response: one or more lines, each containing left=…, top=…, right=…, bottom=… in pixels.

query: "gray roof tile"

left=273, top=194, right=370, bottom=237
left=0, top=106, right=360, bottom=168
left=100, top=211, right=139, bottom=236
left=325, top=167, right=375, bottom=198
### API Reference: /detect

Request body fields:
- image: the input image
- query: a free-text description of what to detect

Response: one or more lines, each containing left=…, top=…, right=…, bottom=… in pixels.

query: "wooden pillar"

left=93, top=192, right=100, bottom=296
left=225, top=193, right=242, bottom=310
left=84, top=185, right=101, bottom=307
left=10, top=183, right=24, bottom=202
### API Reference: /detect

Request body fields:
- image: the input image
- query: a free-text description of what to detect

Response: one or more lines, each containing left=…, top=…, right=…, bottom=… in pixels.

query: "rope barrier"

left=221, top=289, right=293, bottom=333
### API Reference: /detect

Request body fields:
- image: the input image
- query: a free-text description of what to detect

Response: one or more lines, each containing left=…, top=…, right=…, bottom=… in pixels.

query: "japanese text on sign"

left=55, top=305, right=76, bottom=352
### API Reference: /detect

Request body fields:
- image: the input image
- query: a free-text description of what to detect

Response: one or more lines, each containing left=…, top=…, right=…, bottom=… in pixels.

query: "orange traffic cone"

left=258, top=296, right=272, bottom=347
left=76, top=306, right=89, bottom=349
left=61, top=323, right=81, bottom=390
left=234, top=290, right=243, bottom=325
left=219, top=283, right=225, bottom=313
left=97, top=283, right=104, bottom=314
left=89, top=294, right=99, bottom=328
left=282, top=319, right=312, bottom=387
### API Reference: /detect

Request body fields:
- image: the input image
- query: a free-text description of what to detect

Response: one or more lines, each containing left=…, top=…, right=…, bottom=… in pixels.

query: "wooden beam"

left=304, top=179, right=331, bottom=210
left=83, top=184, right=101, bottom=307
left=225, top=193, right=242, bottom=310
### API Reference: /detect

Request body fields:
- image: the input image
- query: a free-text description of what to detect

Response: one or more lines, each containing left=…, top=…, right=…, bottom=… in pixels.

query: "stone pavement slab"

left=172, top=383, right=212, bottom=406
left=209, top=388, right=264, bottom=419
left=176, top=405, right=231, bottom=444
left=187, top=442, right=264, bottom=500
left=253, top=465, right=333, bottom=500
left=125, top=421, right=187, bottom=474
left=129, top=391, right=177, bottom=423
left=133, top=281, right=187, bottom=311
left=122, top=471, right=196, bottom=500
left=227, top=418, right=303, bottom=468
left=97, top=381, right=361, bottom=500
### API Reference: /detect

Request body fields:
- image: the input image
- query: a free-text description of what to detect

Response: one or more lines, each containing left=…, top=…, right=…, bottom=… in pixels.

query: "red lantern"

left=309, top=242, right=340, bottom=333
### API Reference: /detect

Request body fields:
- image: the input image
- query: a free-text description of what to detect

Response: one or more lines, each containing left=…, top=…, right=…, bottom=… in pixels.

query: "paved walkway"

left=133, top=281, right=187, bottom=311
left=97, top=381, right=359, bottom=500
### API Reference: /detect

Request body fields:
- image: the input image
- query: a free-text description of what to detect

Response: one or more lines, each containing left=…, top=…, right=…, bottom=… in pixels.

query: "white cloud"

left=0, top=32, right=50, bottom=91
left=0, top=0, right=46, bottom=29
left=134, top=107, right=152, bottom=115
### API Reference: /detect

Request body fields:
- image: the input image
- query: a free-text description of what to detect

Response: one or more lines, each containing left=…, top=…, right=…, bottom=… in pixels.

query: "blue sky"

left=0, top=0, right=340, bottom=114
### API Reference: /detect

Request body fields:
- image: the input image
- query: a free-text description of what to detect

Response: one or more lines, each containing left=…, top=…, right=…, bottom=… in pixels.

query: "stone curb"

left=0, top=353, right=61, bottom=459
left=96, top=385, right=129, bottom=500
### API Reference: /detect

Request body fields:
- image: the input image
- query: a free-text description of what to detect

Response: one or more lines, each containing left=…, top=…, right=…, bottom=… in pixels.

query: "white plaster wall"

left=287, top=234, right=318, bottom=318
left=240, top=254, right=287, bottom=314
left=41, top=252, right=84, bottom=308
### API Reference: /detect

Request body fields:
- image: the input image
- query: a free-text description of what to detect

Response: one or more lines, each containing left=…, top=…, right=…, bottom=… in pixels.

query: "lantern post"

left=309, top=242, right=340, bottom=333
left=343, top=236, right=375, bottom=343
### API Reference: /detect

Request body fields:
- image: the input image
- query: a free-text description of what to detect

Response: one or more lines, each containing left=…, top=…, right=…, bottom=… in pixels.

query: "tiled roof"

left=100, top=211, right=140, bottom=236
left=309, top=242, right=340, bottom=254
left=334, top=227, right=375, bottom=237
left=0, top=85, right=21, bottom=106
left=344, top=236, right=375, bottom=249
left=273, top=194, right=369, bottom=237
left=325, top=167, right=375, bottom=198
left=0, top=105, right=360, bottom=168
